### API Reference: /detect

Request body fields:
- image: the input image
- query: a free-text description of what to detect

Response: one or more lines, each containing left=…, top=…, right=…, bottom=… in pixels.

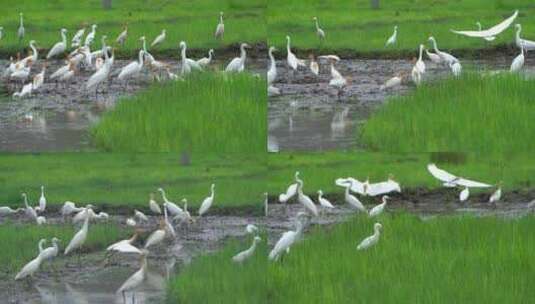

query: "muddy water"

left=268, top=56, right=535, bottom=151
left=0, top=59, right=266, bottom=152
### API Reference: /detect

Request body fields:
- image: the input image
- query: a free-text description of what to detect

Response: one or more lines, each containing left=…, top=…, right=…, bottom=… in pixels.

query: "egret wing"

left=451, top=10, right=518, bottom=37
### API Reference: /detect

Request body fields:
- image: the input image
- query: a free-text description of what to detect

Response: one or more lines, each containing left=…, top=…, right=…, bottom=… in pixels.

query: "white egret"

left=450, top=61, right=462, bottom=77
left=510, top=46, right=524, bottom=73
left=10, top=64, right=31, bottom=85
left=163, top=206, right=177, bottom=238
left=385, top=26, right=398, bottom=47
left=61, top=201, right=83, bottom=216
left=427, top=163, right=492, bottom=188
left=313, top=17, right=325, bottom=41
left=489, top=182, right=502, bottom=205
left=380, top=74, right=403, bottom=90
left=21, top=193, right=37, bottom=220
left=116, top=24, right=128, bottom=46
left=134, top=209, right=148, bottom=222
left=269, top=213, right=308, bottom=261
left=329, top=59, right=348, bottom=99
left=36, top=216, right=46, bottom=225
left=72, top=206, right=96, bottom=224
left=71, top=26, right=85, bottom=48
left=86, top=42, right=113, bottom=93
left=295, top=175, right=319, bottom=217
left=267, top=46, right=278, bottom=85
left=318, top=54, right=341, bottom=61
left=197, top=49, right=214, bottom=67
left=172, top=198, right=192, bottom=223
left=225, top=43, right=250, bottom=72
left=151, top=29, right=166, bottom=47
left=32, top=62, right=46, bottom=90
left=47, top=28, right=67, bottom=59
left=40, top=237, right=60, bottom=262
left=357, top=222, right=383, bottom=250
left=144, top=221, right=166, bottom=249
left=415, top=44, right=425, bottom=74
left=198, top=184, right=215, bottom=216
left=20, top=40, right=38, bottom=66
left=344, top=183, right=366, bottom=213
left=317, top=190, right=335, bottom=212
left=428, top=37, right=458, bottom=66
left=451, top=10, right=517, bottom=40
left=309, top=54, right=319, bottom=75
left=126, top=218, right=136, bottom=227
left=118, top=49, right=144, bottom=85
left=233, top=236, right=262, bottom=263
left=158, top=188, right=184, bottom=216
left=515, top=24, right=535, bottom=51
left=64, top=208, right=90, bottom=255
left=286, top=35, right=306, bottom=71
left=246, top=224, right=258, bottom=234
left=268, top=85, right=281, bottom=96
left=15, top=253, right=43, bottom=280
left=411, top=65, right=422, bottom=86
left=179, top=41, right=202, bottom=75
left=17, top=13, right=24, bottom=42
left=476, top=22, right=496, bottom=41
left=0, top=206, right=23, bottom=216
left=365, top=174, right=401, bottom=196
left=117, top=250, right=148, bottom=304
left=369, top=196, right=389, bottom=217
left=264, top=192, right=269, bottom=217
left=107, top=232, right=141, bottom=254
left=84, top=24, right=97, bottom=46
left=459, top=187, right=470, bottom=202
left=149, top=193, right=161, bottom=214
left=50, top=60, right=71, bottom=81
left=38, top=239, right=46, bottom=253
left=13, top=83, right=33, bottom=99
left=215, top=12, right=224, bottom=40
left=425, top=48, right=442, bottom=64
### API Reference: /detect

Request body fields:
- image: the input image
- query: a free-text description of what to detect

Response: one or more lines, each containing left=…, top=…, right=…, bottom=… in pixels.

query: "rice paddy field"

left=267, top=0, right=535, bottom=55
left=92, top=73, right=267, bottom=153
left=0, top=0, right=266, bottom=58
left=0, top=222, right=126, bottom=278
left=168, top=213, right=535, bottom=304
left=361, top=73, right=535, bottom=153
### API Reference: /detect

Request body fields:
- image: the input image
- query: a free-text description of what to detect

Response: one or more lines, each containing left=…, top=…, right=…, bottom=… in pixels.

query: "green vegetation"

left=92, top=73, right=266, bottom=153
left=0, top=0, right=266, bottom=57
left=168, top=213, right=535, bottom=303
left=2, top=151, right=535, bottom=210
left=361, top=74, right=535, bottom=153
left=267, top=0, right=534, bottom=55
left=0, top=222, right=126, bottom=277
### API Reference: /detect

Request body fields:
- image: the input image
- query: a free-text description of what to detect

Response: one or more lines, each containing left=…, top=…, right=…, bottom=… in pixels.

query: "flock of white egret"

left=268, top=10, right=533, bottom=99
left=1, top=11, right=253, bottom=99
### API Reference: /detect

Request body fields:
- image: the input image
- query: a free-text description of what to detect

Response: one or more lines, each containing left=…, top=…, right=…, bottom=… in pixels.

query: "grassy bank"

left=2, top=152, right=535, bottom=210
left=0, top=222, right=126, bottom=277
left=168, top=213, right=535, bottom=303
left=92, top=73, right=266, bottom=153
left=267, top=0, right=534, bottom=55
left=361, top=74, right=535, bottom=153
left=0, top=0, right=266, bottom=58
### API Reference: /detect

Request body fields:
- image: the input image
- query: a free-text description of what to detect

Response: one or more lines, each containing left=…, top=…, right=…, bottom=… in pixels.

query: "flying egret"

left=233, top=236, right=262, bottom=263
left=71, top=26, right=85, bottom=48
left=489, top=182, right=502, bottom=205
left=451, top=10, right=518, bottom=40
left=476, top=22, right=496, bottom=41
left=149, top=193, right=161, bottom=214
left=295, top=175, right=319, bottom=217
left=246, top=224, right=259, bottom=235
left=47, top=28, right=68, bottom=59
left=17, top=13, right=24, bottom=42
left=144, top=220, right=166, bottom=249
left=369, top=196, right=389, bottom=217
left=459, top=187, right=470, bottom=202
left=385, top=26, right=398, bottom=47
left=225, top=43, right=250, bottom=72
left=198, top=184, right=215, bottom=216
left=286, top=35, right=306, bottom=71
left=267, top=46, right=278, bottom=85
left=116, top=24, right=128, bottom=46
left=515, top=24, right=535, bottom=51
left=117, top=250, right=148, bottom=304
left=151, top=29, right=166, bottom=47
left=215, top=12, right=224, bottom=40
left=134, top=209, right=148, bottom=222
left=269, top=213, right=308, bottom=261
left=64, top=208, right=91, bottom=256
left=107, top=232, right=141, bottom=254
left=428, top=37, right=458, bottom=66
left=380, top=74, right=403, bottom=90
left=344, top=183, right=366, bottom=213
left=357, top=222, right=383, bottom=250
left=118, top=49, right=144, bottom=87
left=309, top=54, right=319, bottom=75
left=317, top=190, right=335, bottom=213
left=15, top=252, right=43, bottom=280
left=0, top=206, right=23, bottom=216
left=427, top=163, right=492, bottom=188
left=84, top=24, right=97, bottom=46
left=313, top=17, right=325, bottom=41
left=197, top=49, right=214, bottom=67
left=510, top=46, right=525, bottom=73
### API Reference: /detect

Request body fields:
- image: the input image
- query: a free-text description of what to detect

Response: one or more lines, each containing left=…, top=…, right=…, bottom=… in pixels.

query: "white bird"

left=415, top=44, right=426, bottom=74
left=0, top=206, right=23, bottom=216
left=50, top=60, right=71, bottom=80
left=246, top=224, right=258, bottom=234
left=268, top=85, right=281, bottom=96
left=476, top=22, right=496, bottom=41
left=10, top=65, right=31, bottom=84
left=126, top=218, right=137, bottom=227
left=385, top=25, right=398, bottom=47
left=225, top=43, right=250, bottom=72
left=269, top=213, right=308, bottom=261
left=367, top=175, right=401, bottom=196
left=172, top=199, right=193, bottom=223
left=428, top=37, right=458, bottom=66
left=286, top=35, right=306, bottom=71
left=61, top=201, right=83, bottom=216
left=515, top=24, right=535, bottom=51
left=450, top=61, right=462, bottom=77
left=15, top=253, right=43, bottom=280
left=459, top=187, right=470, bottom=202
left=20, top=40, right=38, bottom=66
left=118, top=49, right=144, bottom=82
left=198, top=184, right=215, bottom=216
left=357, top=222, right=383, bottom=250
left=215, top=12, right=224, bottom=40
left=144, top=221, right=166, bottom=249
left=36, top=185, right=46, bottom=213
left=369, top=196, right=389, bottom=217
left=40, top=237, right=60, bottom=262
left=380, top=74, right=403, bottom=90
left=36, top=216, right=46, bottom=225
left=451, top=10, right=518, bottom=40
left=17, top=13, right=24, bottom=42
left=47, top=28, right=68, bottom=59
left=425, top=48, right=442, bottom=64
left=32, top=63, right=46, bottom=90
left=116, top=25, right=128, bottom=46
left=411, top=65, right=422, bottom=86
left=510, top=46, right=525, bottom=73
left=64, top=208, right=90, bottom=255
left=344, top=183, right=366, bottom=213
left=267, top=46, right=278, bottom=85
left=71, top=27, right=85, bottom=48
left=179, top=41, right=202, bottom=75
left=84, top=24, right=97, bottom=46
left=317, top=190, right=335, bottom=211
left=309, top=54, right=319, bottom=75
left=163, top=206, right=176, bottom=238
left=151, top=29, right=166, bottom=47
left=0, top=26, right=3, bottom=41
left=295, top=176, right=319, bottom=217
left=86, top=39, right=112, bottom=92
left=107, top=232, right=141, bottom=254
left=263, top=193, right=269, bottom=217
left=117, top=251, right=148, bottom=302
left=279, top=172, right=299, bottom=203
left=197, top=49, right=214, bottom=67
left=21, top=193, right=37, bottom=220
left=13, top=82, right=33, bottom=99
left=489, top=183, right=502, bottom=205
left=329, top=60, right=348, bottom=99
left=134, top=209, right=148, bottom=222
left=427, top=163, right=492, bottom=188
left=72, top=207, right=96, bottom=224
left=149, top=193, right=161, bottom=214
left=313, top=16, right=325, bottom=40
left=158, top=188, right=184, bottom=216
left=233, top=236, right=261, bottom=263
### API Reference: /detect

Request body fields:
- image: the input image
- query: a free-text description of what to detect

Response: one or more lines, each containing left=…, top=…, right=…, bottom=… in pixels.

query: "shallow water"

left=268, top=56, right=535, bottom=151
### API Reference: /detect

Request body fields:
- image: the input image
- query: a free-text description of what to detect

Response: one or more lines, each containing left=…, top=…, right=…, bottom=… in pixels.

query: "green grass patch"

left=361, top=74, right=535, bottom=153
left=0, top=222, right=126, bottom=277
left=167, top=213, right=535, bottom=303
left=91, top=73, right=266, bottom=153
left=267, top=0, right=535, bottom=54
left=0, top=0, right=266, bottom=57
